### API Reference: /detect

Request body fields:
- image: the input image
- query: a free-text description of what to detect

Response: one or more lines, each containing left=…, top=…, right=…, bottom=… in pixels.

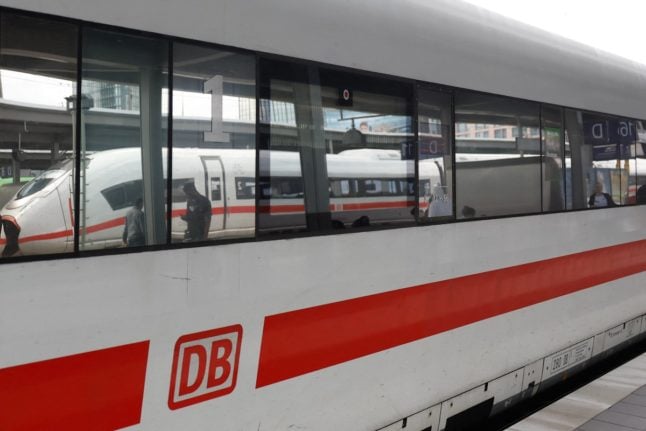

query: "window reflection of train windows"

left=210, top=178, right=222, bottom=201
left=101, top=180, right=144, bottom=211
left=171, top=179, right=191, bottom=203
left=235, top=177, right=255, bottom=200
left=0, top=13, right=78, bottom=257
left=172, top=42, right=256, bottom=242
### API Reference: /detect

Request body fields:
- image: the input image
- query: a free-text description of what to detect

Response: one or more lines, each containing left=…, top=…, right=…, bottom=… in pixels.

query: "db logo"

left=168, top=325, right=243, bottom=409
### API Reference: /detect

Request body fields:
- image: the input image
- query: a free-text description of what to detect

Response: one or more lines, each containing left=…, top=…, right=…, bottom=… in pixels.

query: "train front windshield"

left=15, top=159, right=73, bottom=200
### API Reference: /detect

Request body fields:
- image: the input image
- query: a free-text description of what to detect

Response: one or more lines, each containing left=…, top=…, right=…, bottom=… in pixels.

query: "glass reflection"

left=541, top=105, right=566, bottom=212
left=418, top=87, right=453, bottom=221
left=0, top=13, right=78, bottom=257
left=455, top=92, right=542, bottom=218
left=319, top=68, right=415, bottom=229
left=80, top=28, right=168, bottom=250
left=258, top=60, right=308, bottom=234
left=565, top=110, right=635, bottom=209
left=172, top=43, right=256, bottom=242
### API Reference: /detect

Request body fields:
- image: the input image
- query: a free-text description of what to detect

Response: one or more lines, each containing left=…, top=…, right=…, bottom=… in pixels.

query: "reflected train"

left=0, top=1, right=645, bottom=431
left=0, top=148, right=443, bottom=254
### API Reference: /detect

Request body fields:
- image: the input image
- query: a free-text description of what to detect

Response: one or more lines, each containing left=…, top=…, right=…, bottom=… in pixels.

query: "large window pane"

left=0, top=13, right=78, bottom=258
left=418, top=87, right=453, bottom=221
left=259, top=60, right=415, bottom=233
left=564, top=110, right=635, bottom=209
left=171, top=43, right=255, bottom=243
left=541, top=105, right=566, bottom=211
left=455, top=92, right=541, bottom=218
left=258, top=60, right=309, bottom=233
left=81, top=28, right=168, bottom=249
left=318, top=68, right=415, bottom=229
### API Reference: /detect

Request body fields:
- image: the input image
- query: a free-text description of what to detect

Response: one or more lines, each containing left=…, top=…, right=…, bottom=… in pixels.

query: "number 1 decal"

left=204, top=75, right=230, bottom=143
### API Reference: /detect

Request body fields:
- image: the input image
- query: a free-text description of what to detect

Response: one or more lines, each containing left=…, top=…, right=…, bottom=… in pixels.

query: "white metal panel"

left=602, top=317, right=643, bottom=352
left=542, top=338, right=594, bottom=381
left=1, top=0, right=645, bottom=119
left=521, top=359, right=544, bottom=397
left=0, top=207, right=644, bottom=429
left=592, top=332, right=606, bottom=357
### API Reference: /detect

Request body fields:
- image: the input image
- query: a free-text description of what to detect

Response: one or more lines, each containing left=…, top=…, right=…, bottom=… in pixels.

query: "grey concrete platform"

left=506, top=353, right=646, bottom=431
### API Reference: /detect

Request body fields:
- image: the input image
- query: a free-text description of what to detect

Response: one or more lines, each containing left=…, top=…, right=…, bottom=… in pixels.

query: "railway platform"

left=506, top=352, right=646, bottom=431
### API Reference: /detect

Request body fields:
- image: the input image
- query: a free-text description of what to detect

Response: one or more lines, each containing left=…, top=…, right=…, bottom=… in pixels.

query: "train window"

left=318, top=67, right=415, bottom=229
left=0, top=13, right=78, bottom=258
left=330, top=178, right=355, bottom=197
left=357, top=179, right=402, bottom=197
left=81, top=28, right=168, bottom=250
left=455, top=92, right=541, bottom=218
left=259, top=60, right=415, bottom=232
left=210, top=178, right=222, bottom=201
left=564, top=110, right=636, bottom=209
left=418, top=87, right=453, bottom=221
left=101, top=180, right=144, bottom=211
left=258, top=60, right=310, bottom=233
left=170, top=178, right=191, bottom=203
left=172, top=43, right=256, bottom=242
left=16, top=177, right=53, bottom=200
left=259, top=177, right=304, bottom=199
left=235, top=177, right=255, bottom=200
left=541, top=105, right=566, bottom=211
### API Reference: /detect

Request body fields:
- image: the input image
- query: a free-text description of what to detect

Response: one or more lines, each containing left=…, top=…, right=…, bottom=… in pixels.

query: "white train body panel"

left=1, top=208, right=644, bottom=430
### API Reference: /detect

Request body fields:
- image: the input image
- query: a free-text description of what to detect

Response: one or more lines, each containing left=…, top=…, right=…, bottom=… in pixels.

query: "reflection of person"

left=182, top=181, right=212, bottom=242
left=637, top=184, right=646, bottom=205
left=1, top=216, right=22, bottom=257
left=588, top=182, right=616, bottom=208
left=359, top=121, right=369, bottom=133
left=122, top=198, right=145, bottom=247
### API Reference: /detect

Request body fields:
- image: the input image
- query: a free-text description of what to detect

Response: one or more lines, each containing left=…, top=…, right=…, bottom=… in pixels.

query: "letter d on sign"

left=168, top=325, right=243, bottom=410
left=178, top=345, right=207, bottom=396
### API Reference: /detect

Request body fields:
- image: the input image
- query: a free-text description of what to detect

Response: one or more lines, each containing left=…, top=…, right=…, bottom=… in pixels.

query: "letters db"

left=168, top=325, right=243, bottom=409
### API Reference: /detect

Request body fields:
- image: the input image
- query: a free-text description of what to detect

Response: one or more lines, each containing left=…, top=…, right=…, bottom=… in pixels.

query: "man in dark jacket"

left=182, top=181, right=212, bottom=242
left=122, top=198, right=145, bottom=247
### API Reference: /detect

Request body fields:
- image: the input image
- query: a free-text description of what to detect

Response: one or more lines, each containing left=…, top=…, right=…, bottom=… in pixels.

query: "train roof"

left=3, top=0, right=646, bottom=120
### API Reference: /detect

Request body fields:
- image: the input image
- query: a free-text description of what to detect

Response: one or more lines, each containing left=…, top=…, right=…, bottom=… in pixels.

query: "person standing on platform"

left=588, top=182, right=616, bottom=208
left=122, top=198, right=146, bottom=247
left=182, top=181, right=212, bottom=242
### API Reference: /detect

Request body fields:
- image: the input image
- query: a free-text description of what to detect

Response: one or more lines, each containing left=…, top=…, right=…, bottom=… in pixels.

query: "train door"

left=200, top=156, right=225, bottom=233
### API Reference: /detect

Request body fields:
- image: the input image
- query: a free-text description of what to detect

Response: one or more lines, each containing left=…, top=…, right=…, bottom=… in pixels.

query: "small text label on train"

left=168, top=324, right=243, bottom=409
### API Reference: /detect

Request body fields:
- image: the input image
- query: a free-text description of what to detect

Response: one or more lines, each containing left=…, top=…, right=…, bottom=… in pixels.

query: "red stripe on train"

left=0, top=341, right=149, bottom=431
left=256, top=239, right=646, bottom=388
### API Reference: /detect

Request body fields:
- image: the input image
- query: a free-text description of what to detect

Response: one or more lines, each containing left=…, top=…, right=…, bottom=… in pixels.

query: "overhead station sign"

left=583, top=115, right=635, bottom=160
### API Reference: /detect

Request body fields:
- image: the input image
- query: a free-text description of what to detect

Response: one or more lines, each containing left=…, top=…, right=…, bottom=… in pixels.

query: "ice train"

left=1, top=148, right=443, bottom=253
left=0, top=1, right=645, bottom=431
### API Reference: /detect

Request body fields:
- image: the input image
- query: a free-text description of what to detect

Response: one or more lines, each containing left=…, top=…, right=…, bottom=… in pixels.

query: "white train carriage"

left=0, top=1, right=644, bottom=431
left=0, top=148, right=441, bottom=252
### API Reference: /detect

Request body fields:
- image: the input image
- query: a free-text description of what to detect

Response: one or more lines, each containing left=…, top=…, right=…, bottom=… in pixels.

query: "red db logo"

left=168, top=324, right=243, bottom=409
